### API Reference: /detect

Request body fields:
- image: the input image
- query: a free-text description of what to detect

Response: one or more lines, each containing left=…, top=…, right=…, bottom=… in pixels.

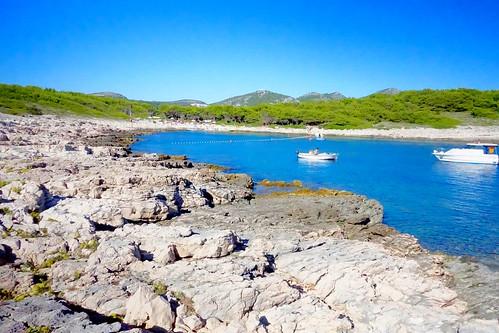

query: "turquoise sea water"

left=132, top=130, right=499, bottom=261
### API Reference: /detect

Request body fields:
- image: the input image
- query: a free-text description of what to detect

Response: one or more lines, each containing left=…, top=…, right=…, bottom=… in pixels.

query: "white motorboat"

left=297, top=149, right=337, bottom=161
left=433, top=143, right=498, bottom=165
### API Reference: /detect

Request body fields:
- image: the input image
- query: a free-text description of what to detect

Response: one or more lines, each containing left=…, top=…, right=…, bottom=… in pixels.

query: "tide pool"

left=132, top=130, right=499, bottom=261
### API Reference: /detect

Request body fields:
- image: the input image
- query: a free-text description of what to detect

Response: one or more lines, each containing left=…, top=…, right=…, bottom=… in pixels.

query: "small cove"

left=132, top=130, right=499, bottom=264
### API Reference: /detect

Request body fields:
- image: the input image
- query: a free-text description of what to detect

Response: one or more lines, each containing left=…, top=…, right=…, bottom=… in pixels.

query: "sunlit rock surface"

left=0, top=114, right=497, bottom=333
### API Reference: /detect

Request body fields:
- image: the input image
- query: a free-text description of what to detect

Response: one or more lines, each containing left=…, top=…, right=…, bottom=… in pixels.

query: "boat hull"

left=297, top=152, right=337, bottom=161
left=433, top=151, right=498, bottom=165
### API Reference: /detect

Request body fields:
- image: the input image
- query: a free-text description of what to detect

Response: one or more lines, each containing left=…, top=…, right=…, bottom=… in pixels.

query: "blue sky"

left=0, top=1, right=498, bottom=102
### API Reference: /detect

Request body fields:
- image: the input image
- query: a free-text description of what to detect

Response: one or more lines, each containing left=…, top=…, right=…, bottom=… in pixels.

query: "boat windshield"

left=484, top=146, right=498, bottom=155
left=465, top=143, right=498, bottom=154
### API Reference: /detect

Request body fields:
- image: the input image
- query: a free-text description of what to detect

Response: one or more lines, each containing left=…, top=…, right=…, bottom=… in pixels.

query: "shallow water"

left=132, top=130, right=499, bottom=260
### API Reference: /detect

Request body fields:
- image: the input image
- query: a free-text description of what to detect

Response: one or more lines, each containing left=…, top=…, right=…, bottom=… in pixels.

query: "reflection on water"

left=435, top=162, right=497, bottom=180
left=132, top=131, right=499, bottom=260
left=297, top=158, right=335, bottom=167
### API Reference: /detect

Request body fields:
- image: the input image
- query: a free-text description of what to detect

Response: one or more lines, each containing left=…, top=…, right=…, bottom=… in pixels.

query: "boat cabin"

left=466, top=143, right=498, bottom=155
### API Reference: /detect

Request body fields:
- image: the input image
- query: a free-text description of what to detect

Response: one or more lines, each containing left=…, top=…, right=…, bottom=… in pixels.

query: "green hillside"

left=0, top=84, right=155, bottom=119
left=1, top=84, right=498, bottom=129
left=161, top=89, right=499, bottom=129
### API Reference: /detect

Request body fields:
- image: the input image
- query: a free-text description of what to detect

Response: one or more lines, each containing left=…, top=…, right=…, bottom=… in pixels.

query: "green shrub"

left=26, top=326, right=51, bottom=333
left=30, top=211, right=41, bottom=223
left=153, top=281, right=168, bottom=295
left=0, top=288, right=14, bottom=300
left=109, top=313, right=124, bottom=322
left=73, top=270, right=82, bottom=280
left=78, top=239, right=99, bottom=252
left=39, top=251, right=70, bottom=269
left=30, top=280, right=52, bottom=296
left=18, top=167, right=30, bottom=174
left=14, top=229, right=38, bottom=239
left=0, top=207, right=12, bottom=215
left=11, top=279, right=53, bottom=302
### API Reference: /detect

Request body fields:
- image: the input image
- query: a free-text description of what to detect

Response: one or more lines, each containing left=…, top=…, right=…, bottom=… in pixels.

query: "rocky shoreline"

left=0, top=114, right=497, bottom=332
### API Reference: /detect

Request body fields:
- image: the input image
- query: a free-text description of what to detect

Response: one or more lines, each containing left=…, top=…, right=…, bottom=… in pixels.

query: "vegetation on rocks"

left=29, top=210, right=41, bottom=223
left=73, top=270, right=82, bottom=280
left=153, top=281, right=168, bottom=295
left=1, top=227, right=42, bottom=239
left=0, top=179, right=11, bottom=187
left=11, top=186, right=21, bottom=194
left=262, top=187, right=353, bottom=198
left=39, top=251, right=70, bottom=269
left=108, top=313, right=124, bottom=322
left=25, top=326, right=52, bottom=333
left=259, top=179, right=303, bottom=187
left=0, top=206, right=12, bottom=215
left=78, top=239, right=99, bottom=252
left=0, top=288, right=15, bottom=300
left=11, top=276, right=53, bottom=302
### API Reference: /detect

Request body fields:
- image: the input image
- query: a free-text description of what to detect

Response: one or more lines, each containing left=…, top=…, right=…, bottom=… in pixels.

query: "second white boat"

left=432, top=143, right=498, bottom=165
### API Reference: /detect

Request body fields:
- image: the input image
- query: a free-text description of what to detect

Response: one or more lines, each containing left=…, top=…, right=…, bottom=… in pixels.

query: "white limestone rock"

left=121, top=198, right=177, bottom=222
left=275, top=239, right=476, bottom=332
left=114, top=224, right=240, bottom=260
left=40, top=202, right=96, bottom=241
left=124, top=285, right=176, bottom=331
left=86, top=237, right=141, bottom=274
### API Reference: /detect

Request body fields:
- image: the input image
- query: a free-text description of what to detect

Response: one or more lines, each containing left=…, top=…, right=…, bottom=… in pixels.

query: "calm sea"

left=132, top=130, right=499, bottom=262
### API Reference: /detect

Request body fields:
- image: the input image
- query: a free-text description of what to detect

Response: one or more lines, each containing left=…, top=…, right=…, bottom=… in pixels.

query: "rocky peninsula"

left=0, top=114, right=497, bottom=333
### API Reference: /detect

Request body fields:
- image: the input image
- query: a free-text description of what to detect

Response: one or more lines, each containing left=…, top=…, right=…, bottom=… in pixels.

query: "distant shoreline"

left=2, top=113, right=499, bottom=142
left=118, top=119, right=499, bottom=143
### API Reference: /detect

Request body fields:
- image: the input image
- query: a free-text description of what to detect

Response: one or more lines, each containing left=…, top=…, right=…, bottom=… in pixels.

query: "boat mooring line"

left=166, top=136, right=311, bottom=145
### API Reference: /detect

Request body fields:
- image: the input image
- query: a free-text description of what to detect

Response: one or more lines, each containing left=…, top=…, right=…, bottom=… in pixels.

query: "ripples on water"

left=132, top=131, right=499, bottom=261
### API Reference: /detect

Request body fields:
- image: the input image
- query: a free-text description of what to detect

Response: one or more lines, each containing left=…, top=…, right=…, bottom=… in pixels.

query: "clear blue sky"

left=1, top=1, right=498, bottom=102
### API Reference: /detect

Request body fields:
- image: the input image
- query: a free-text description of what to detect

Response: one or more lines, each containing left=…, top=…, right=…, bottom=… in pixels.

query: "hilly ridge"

left=89, top=92, right=128, bottom=99
left=87, top=88, right=391, bottom=106
left=212, top=90, right=348, bottom=106
left=375, top=88, right=401, bottom=95
left=297, top=92, right=346, bottom=102
left=213, top=90, right=295, bottom=106
left=163, top=99, right=208, bottom=107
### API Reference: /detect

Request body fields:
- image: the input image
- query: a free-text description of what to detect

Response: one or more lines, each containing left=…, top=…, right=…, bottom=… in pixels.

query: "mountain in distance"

left=163, top=99, right=208, bottom=107
left=88, top=88, right=401, bottom=107
left=297, top=92, right=346, bottom=101
left=375, top=88, right=401, bottom=95
left=89, top=92, right=127, bottom=99
left=213, top=90, right=295, bottom=106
